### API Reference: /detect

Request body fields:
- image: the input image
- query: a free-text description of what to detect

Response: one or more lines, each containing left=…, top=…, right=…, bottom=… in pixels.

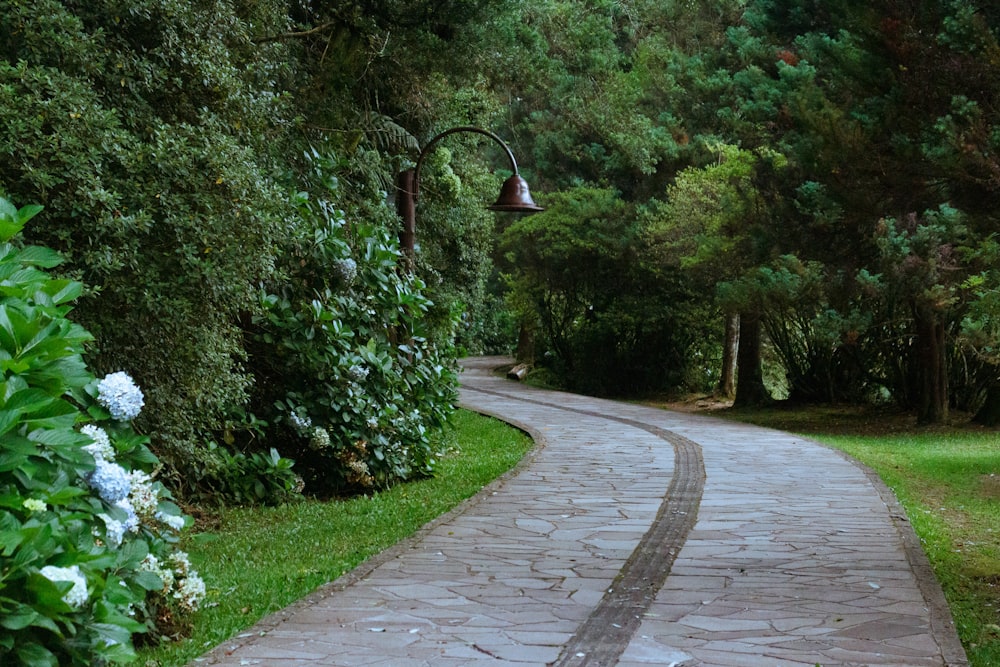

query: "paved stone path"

left=194, top=356, right=968, bottom=666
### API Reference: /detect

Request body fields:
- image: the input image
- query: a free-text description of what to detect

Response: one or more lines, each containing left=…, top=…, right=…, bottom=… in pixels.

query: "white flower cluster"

left=88, top=459, right=132, bottom=504
left=168, top=552, right=206, bottom=612
left=22, top=498, right=46, bottom=513
left=156, top=511, right=186, bottom=532
left=127, top=469, right=159, bottom=520
left=289, top=412, right=312, bottom=433
left=81, top=424, right=186, bottom=549
left=334, top=257, right=357, bottom=284
left=95, top=498, right=140, bottom=548
left=139, top=554, right=174, bottom=593
left=117, top=498, right=139, bottom=533
left=140, top=552, right=205, bottom=613
left=309, top=426, right=331, bottom=450
left=347, top=459, right=370, bottom=478
left=96, top=371, right=145, bottom=421
left=81, top=424, right=114, bottom=460
left=99, top=513, right=127, bottom=548
left=40, top=565, right=88, bottom=609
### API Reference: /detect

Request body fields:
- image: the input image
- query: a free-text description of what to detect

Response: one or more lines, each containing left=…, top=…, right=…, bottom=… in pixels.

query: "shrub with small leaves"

left=0, top=0, right=296, bottom=498
left=0, top=196, right=201, bottom=665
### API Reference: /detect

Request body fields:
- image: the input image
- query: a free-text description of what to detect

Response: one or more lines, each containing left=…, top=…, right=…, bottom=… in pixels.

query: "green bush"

left=182, top=442, right=302, bottom=507
left=0, top=197, right=201, bottom=664
left=245, top=170, right=459, bottom=496
left=0, top=1, right=294, bottom=491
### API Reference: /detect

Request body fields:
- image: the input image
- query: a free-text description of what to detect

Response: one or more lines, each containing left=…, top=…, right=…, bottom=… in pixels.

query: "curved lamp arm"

left=397, top=125, right=542, bottom=260
left=412, top=126, right=519, bottom=202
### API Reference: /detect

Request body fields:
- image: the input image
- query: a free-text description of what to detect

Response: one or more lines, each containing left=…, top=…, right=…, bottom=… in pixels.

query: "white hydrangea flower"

left=115, top=498, right=140, bottom=533
left=174, top=571, right=206, bottom=612
left=22, top=498, right=46, bottom=513
left=139, top=554, right=174, bottom=594
left=309, top=427, right=331, bottom=450
left=289, top=412, right=312, bottom=433
left=99, top=514, right=126, bottom=548
left=156, top=511, right=186, bottom=532
left=96, top=372, right=145, bottom=421
left=162, top=550, right=205, bottom=611
left=87, top=459, right=132, bottom=504
left=81, top=424, right=115, bottom=461
left=168, top=551, right=193, bottom=576
left=334, top=257, right=357, bottom=284
left=127, top=470, right=159, bottom=521
left=39, top=565, right=88, bottom=609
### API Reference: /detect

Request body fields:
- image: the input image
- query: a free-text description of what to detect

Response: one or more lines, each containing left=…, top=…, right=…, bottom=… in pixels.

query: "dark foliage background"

left=3, top=0, right=1000, bottom=506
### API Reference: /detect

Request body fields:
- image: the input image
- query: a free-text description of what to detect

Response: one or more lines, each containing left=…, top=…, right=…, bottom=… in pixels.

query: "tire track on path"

left=460, top=383, right=705, bottom=666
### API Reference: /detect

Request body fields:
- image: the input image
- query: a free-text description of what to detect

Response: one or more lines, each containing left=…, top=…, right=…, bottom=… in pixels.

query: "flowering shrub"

left=245, top=167, right=459, bottom=496
left=0, top=197, right=201, bottom=664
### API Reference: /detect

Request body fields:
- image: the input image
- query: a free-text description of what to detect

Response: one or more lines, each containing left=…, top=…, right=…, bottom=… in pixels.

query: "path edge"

left=190, top=402, right=548, bottom=665
left=816, top=440, right=970, bottom=667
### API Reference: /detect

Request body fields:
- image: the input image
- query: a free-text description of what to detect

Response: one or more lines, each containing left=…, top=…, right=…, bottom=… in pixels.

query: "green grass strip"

left=139, top=409, right=532, bottom=667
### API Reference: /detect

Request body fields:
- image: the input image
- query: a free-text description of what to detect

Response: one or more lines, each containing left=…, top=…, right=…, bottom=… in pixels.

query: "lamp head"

left=488, top=174, right=544, bottom=213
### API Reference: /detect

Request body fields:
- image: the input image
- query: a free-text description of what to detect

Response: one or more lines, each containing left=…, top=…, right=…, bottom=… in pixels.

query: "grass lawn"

left=716, top=404, right=1000, bottom=666
left=138, top=409, right=533, bottom=667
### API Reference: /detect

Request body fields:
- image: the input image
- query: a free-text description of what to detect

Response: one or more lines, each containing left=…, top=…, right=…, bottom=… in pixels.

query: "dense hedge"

left=0, top=1, right=461, bottom=502
left=0, top=0, right=295, bottom=490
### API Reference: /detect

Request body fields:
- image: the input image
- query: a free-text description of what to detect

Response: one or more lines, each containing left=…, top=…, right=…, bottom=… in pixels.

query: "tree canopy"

left=2, top=0, right=1000, bottom=509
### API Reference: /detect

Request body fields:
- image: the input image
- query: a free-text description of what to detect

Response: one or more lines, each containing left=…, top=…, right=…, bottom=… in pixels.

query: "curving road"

left=196, top=356, right=968, bottom=666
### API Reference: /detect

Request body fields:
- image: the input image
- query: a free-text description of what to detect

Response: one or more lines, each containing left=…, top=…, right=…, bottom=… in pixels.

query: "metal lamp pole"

left=396, top=126, right=543, bottom=260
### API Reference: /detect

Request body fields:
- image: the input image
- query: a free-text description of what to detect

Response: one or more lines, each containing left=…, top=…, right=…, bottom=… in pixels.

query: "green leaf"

left=3, top=389, right=56, bottom=414
left=39, top=279, right=82, bottom=306
left=22, top=400, right=80, bottom=432
left=28, top=428, right=83, bottom=447
left=44, top=486, right=87, bottom=505
left=26, top=571, right=72, bottom=614
left=0, top=408, right=22, bottom=437
left=27, top=613, right=60, bottom=635
left=13, top=246, right=62, bottom=269
left=0, top=604, right=38, bottom=632
left=0, top=216, right=26, bottom=244
left=15, top=641, right=58, bottom=667
left=0, top=197, right=16, bottom=222
left=16, top=205, right=44, bottom=225
left=117, top=538, right=149, bottom=569
left=134, top=570, right=164, bottom=591
left=0, top=529, right=24, bottom=556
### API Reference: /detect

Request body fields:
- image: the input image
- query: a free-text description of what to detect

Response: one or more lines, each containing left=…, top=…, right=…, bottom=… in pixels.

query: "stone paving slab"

left=192, top=356, right=967, bottom=667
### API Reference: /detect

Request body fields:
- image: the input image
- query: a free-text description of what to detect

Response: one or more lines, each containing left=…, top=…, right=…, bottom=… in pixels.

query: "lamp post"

left=396, top=126, right=543, bottom=259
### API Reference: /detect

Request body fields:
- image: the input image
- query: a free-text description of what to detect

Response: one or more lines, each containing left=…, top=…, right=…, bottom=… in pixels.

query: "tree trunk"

left=515, top=320, right=536, bottom=364
left=733, top=310, right=771, bottom=407
left=716, top=312, right=739, bottom=399
left=914, top=306, right=948, bottom=425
